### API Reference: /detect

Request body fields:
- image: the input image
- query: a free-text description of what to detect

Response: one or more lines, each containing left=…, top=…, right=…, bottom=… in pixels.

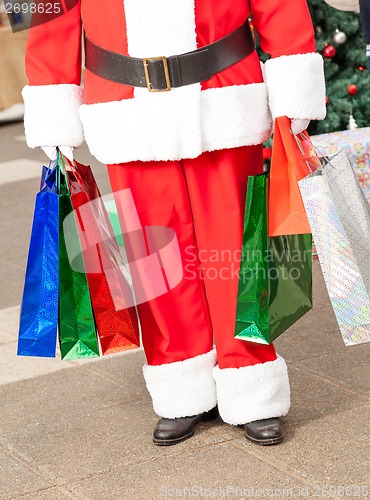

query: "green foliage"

left=257, top=1, right=370, bottom=135
left=307, top=0, right=370, bottom=134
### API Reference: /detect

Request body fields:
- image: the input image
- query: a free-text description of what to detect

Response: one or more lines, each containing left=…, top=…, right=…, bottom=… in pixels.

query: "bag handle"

left=56, top=148, right=85, bottom=193
left=56, top=149, right=73, bottom=196
left=293, top=132, right=324, bottom=173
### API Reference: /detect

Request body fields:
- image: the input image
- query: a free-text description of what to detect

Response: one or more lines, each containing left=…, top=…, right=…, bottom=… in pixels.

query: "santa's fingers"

left=290, top=119, right=310, bottom=135
left=41, top=146, right=74, bottom=161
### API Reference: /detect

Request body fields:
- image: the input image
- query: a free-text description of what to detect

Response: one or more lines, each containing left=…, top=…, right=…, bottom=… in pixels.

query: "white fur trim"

left=200, top=83, right=272, bottom=152
left=80, top=84, right=202, bottom=163
left=213, top=355, right=290, bottom=425
left=79, top=83, right=271, bottom=164
left=142, top=350, right=217, bottom=418
left=124, top=0, right=197, bottom=57
left=22, top=84, right=84, bottom=148
left=264, top=53, right=326, bottom=121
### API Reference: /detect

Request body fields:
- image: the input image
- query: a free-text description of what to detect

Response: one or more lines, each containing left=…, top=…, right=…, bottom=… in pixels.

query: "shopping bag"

left=298, top=146, right=370, bottom=346
left=235, top=172, right=313, bottom=344
left=58, top=163, right=100, bottom=359
left=268, top=116, right=312, bottom=237
left=63, top=158, right=140, bottom=354
left=17, top=164, right=59, bottom=357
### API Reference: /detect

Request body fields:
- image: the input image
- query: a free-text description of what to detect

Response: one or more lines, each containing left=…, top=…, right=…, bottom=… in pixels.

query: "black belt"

left=84, top=20, right=254, bottom=92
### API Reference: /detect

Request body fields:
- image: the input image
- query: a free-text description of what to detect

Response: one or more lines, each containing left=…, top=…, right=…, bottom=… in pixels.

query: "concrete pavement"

left=0, top=121, right=369, bottom=500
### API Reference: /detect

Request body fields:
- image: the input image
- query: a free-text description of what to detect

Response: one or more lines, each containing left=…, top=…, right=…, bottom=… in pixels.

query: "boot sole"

left=153, top=407, right=219, bottom=446
left=245, top=433, right=284, bottom=446
left=153, top=429, right=195, bottom=446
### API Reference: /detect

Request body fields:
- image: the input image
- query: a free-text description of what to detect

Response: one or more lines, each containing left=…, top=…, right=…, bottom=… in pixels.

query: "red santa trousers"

left=107, top=145, right=290, bottom=425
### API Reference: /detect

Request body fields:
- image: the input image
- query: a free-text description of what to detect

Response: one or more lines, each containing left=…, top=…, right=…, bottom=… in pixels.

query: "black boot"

left=153, top=406, right=219, bottom=446
left=244, top=417, right=284, bottom=445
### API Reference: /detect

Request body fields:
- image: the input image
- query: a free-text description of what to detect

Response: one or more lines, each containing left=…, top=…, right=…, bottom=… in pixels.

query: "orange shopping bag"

left=268, top=116, right=311, bottom=237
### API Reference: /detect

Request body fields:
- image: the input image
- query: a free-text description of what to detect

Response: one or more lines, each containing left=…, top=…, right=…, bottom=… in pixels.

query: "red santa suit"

left=22, top=0, right=326, bottom=425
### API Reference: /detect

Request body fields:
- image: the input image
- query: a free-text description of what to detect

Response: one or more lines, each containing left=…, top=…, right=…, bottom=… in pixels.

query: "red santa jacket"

left=22, top=0, right=326, bottom=164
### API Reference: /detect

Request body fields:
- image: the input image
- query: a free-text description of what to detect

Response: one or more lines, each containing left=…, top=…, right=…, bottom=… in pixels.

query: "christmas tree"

left=307, top=0, right=370, bottom=134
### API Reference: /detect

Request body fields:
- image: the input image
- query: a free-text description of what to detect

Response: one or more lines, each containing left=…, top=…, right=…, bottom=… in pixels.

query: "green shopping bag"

left=234, top=173, right=312, bottom=344
left=58, top=160, right=100, bottom=359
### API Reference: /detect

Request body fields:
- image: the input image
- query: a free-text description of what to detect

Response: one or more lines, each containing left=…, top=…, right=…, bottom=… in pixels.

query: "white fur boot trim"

left=213, top=355, right=290, bottom=425
left=143, top=350, right=217, bottom=418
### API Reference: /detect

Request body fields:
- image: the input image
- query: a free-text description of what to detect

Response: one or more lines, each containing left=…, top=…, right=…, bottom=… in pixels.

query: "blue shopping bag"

left=17, top=164, right=59, bottom=357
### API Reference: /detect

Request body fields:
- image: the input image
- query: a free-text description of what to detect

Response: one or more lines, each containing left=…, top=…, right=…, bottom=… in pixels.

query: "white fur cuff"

left=264, top=53, right=326, bottom=121
left=213, top=356, right=290, bottom=425
left=143, top=350, right=217, bottom=418
left=22, top=84, right=84, bottom=148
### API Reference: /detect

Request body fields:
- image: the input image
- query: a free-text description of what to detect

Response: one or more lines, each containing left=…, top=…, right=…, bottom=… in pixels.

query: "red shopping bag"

left=64, top=158, right=140, bottom=355
left=268, top=116, right=311, bottom=237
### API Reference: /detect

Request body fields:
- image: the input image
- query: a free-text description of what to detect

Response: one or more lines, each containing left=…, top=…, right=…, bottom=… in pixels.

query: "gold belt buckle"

left=143, top=56, right=171, bottom=92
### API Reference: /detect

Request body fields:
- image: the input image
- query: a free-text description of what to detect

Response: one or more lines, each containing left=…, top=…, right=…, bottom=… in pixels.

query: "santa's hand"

left=41, top=146, right=74, bottom=161
left=290, top=119, right=310, bottom=135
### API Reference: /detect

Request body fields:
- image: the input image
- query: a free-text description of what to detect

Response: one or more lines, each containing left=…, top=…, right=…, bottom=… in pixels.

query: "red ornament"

left=263, top=147, right=272, bottom=160
left=325, top=96, right=329, bottom=106
left=323, top=45, right=336, bottom=58
left=358, top=65, right=365, bottom=71
left=348, top=84, right=358, bottom=95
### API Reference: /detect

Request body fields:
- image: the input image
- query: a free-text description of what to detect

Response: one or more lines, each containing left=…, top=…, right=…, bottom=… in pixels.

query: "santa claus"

left=22, top=0, right=326, bottom=446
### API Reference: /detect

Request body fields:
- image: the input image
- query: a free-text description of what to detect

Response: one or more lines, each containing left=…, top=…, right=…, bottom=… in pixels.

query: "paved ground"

left=0, top=121, right=369, bottom=500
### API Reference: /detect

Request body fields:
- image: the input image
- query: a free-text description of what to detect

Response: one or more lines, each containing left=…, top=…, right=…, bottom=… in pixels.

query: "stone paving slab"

left=0, top=305, right=20, bottom=333
left=0, top=260, right=26, bottom=310
left=0, top=345, right=368, bottom=499
left=0, top=329, right=15, bottom=345
left=1, top=215, right=32, bottom=261
left=65, top=442, right=308, bottom=500
left=0, top=449, right=53, bottom=499
left=79, top=348, right=148, bottom=394
left=293, top=348, right=370, bottom=395
left=0, top=358, right=231, bottom=486
left=0, top=175, right=39, bottom=224
left=0, top=342, right=72, bottom=385
left=282, top=365, right=367, bottom=425
left=18, top=487, right=77, bottom=499
left=0, top=159, right=41, bottom=186
left=233, top=405, right=370, bottom=486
